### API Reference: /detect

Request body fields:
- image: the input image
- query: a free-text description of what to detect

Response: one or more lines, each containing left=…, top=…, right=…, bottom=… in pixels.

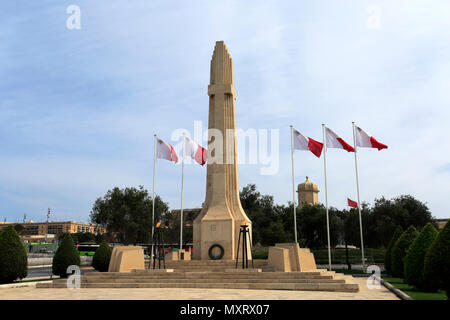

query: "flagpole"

left=322, top=124, right=332, bottom=271
left=180, top=133, right=185, bottom=251
left=290, top=125, right=297, bottom=243
left=352, top=122, right=366, bottom=271
left=151, top=134, right=157, bottom=264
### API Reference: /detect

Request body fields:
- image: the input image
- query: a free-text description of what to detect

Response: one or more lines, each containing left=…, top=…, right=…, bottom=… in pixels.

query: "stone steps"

left=51, top=277, right=345, bottom=284
left=37, top=281, right=358, bottom=291
left=36, top=261, right=358, bottom=293
left=84, top=272, right=334, bottom=279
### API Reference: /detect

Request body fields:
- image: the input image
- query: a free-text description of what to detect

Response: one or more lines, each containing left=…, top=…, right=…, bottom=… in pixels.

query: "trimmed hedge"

left=0, top=225, right=28, bottom=283
left=424, top=220, right=450, bottom=297
left=92, top=240, right=112, bottom=272
left=404, top=223, right=438, bottom=290
left=52, top=233, right=80, bottom=278
left=385, top=226, right=403, bottom=275
left=391, top=225, right=418, bottom=278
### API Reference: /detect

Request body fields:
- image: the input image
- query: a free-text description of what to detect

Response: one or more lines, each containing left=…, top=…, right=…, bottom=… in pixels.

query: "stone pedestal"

left=108, top=246, right=145, bottom=272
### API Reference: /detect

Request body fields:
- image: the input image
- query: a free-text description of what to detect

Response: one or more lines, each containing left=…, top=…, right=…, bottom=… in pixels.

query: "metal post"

left=322, top=124, right=332, bottom=271
left=352, top=122, right=366, bottom=270
left=290, top=125, right=298, bottom=243
left=151, top=134, right=157, bottom=265
left=235, top=229, right=241, bottom=269
left=180, top=133, right=185, bottom=251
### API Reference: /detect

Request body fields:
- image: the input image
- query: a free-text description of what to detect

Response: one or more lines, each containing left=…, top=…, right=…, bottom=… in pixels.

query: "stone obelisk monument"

left=193, top=41, right=252, bottom=260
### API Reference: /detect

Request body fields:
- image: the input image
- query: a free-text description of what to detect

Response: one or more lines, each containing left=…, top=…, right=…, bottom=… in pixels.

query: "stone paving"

left=0, top=278, right=398, bottom=300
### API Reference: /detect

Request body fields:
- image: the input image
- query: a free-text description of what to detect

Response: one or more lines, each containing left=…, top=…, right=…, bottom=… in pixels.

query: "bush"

left=391, top=225, right=418, bottom=278
left=424, top=220, right=450, bottom=297
left=252, top=250, right=268, bottom=260
left=0, top=226, right=28, bottom=283
left=52, top=233, right=80, bottom=278
left=404, top=223, right=438, bottom=290
left=385, top=226, right=403, bottom=275
left=92, top=240, right=112, bottom=272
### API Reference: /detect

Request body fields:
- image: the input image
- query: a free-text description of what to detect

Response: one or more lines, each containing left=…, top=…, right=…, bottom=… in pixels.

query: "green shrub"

left=391, top=225, right=418, bottom=278
left=0, top=225, right=28, bottom=283
left=424, top=220, right=450, bottom=297
left=385, top=226, right=403, bottom=275
left=404, top=223, right=438, bottom=290
left=52, top=233, right=80, bottom=278
left=252, top=250, right=268, bottom=260
left=92, top=240, right=112, bottom=272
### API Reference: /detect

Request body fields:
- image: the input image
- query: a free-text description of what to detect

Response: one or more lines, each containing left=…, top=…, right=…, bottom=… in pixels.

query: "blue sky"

left=1, top=1, right=449, bottom=223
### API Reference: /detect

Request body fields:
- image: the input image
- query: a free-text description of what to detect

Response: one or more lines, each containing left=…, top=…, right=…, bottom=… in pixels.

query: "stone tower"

left=193, top=41, right=252, bottom=260
left=297, top=176, right=319, bottom=208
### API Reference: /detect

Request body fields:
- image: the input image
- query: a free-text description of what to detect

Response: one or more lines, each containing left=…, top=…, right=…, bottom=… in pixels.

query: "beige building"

left=435, top=218, right=448, bottom=229
left=0, top=220, right=105, bottom=236
left=297, top=176, right=319, bottom=208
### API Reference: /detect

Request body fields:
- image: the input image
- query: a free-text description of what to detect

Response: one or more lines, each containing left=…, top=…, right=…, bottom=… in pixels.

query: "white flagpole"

left=180, top=133, right=185, bottom=251
left=322, top=124, right=332, bottom=271
left=352, top=122, right=366, bottom=270
left=290, top=125, right=298, bottom=243
left=151, top=134, right=157, bottom=263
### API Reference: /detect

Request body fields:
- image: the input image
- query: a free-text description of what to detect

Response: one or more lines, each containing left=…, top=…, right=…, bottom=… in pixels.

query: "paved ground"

left=0, top=278, right=398, bottom=300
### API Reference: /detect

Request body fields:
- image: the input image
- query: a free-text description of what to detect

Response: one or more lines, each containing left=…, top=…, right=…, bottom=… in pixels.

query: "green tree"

left=240, top=184, right=289, bottom=246
left=296, top=204, right=342, bottom=249
left=338, top=208, right=362, bottom=270
left=52, top=233, right=80, bottom=278
left=391, top=225, right=419, bottom=278
left=13, top=224, right=24, bottom=235
left=424, top=220, right=450, bottom=296
left=92, top=240, right=112, bottom=272
left=385, top=226, right=403, bottom=275
left=404, top=223, right=438, bottom=290
left=94, top=233, right=106, bottom=244
left=0, top=225, right=28, bottom=283
left=372, top=196, right=434, bottom=247
left=90, top=186, right=169, bottom=245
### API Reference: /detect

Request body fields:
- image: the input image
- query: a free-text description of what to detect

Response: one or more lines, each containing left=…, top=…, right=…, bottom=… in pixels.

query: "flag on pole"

left=347, top=198, right=359, bottom=208
left=354, top=125, right=388, bottom=151
left=292, top=128, right=324, bottom=158
left=156, top=138, right=178, bottom=163
left=324, top=127, right=355, bottom=152
left=184, top=136, right=207, bottom=165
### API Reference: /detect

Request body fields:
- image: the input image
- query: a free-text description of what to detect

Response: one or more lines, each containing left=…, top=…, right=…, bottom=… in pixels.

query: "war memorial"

left=36, top=42, right=359, bottom=293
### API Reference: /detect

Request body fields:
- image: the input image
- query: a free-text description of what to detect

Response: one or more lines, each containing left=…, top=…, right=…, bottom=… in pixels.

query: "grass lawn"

left=383, top=277, right=447, bottom=300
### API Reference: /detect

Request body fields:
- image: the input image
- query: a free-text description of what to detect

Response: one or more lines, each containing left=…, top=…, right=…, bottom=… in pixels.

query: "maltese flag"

left=355, top=125, right=388, bottom=151
left=184, top=136, right=207, bottom=166
left=292, top=128, right=324, bottom=158
left=324, top=127, right=355, bottom=152
left=156, top=138, right=178, bottom=163
left=347, top=198, right=359, bottom=208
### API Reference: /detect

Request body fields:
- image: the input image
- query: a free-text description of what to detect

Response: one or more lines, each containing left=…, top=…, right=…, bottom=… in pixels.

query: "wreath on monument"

left=208, top=244, right=224, bottom=260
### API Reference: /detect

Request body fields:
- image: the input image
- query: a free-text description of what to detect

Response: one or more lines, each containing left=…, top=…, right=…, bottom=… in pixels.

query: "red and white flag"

left=184, top=136, right=207, bottom=166
left=355, top=125, right=388, bottom=151
left=324, top=127, right=355, bottom=152
left=156, top=138, right=178, bottom=163
left=292, top=128, right=323, bottom=158
left=347, top=198, right=359, bottom=208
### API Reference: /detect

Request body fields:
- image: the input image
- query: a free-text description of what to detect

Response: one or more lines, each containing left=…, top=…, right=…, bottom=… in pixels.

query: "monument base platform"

left=38, top=259, right=359, bottom=292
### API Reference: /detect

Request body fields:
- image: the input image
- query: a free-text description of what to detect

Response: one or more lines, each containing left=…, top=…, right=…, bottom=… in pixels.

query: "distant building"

left=297, top=176, right=319, bottom=208
left=435, top=218, right=448, bottom=229
left=0, top=220, right=106, bottom=242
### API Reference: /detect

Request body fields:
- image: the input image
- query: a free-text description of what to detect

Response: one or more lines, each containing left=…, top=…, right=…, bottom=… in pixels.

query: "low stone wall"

left=28, top=256, right=92, bottom=266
